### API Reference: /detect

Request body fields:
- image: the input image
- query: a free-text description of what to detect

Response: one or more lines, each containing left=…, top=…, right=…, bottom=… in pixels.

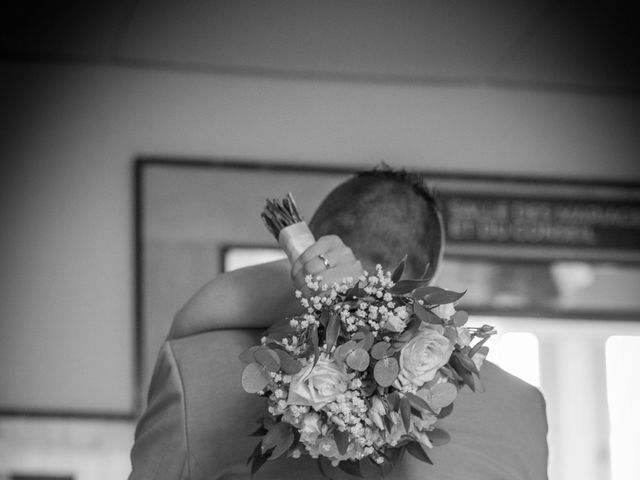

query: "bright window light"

left=606, top=336, right=640, bottom=480
left=224, top=247, right=286, bottom=272
left=492, top=332, right=541, bottom=387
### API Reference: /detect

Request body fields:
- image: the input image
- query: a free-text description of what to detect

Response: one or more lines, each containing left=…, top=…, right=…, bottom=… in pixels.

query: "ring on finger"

left=318, top=253, right=331, bottom=270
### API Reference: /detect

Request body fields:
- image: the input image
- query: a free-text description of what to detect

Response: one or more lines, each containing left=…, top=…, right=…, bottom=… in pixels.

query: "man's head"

left=308, top=165, right=444, bottom=281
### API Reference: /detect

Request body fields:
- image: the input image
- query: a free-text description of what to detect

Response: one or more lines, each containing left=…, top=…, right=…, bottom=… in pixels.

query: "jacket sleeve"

left=129, top=341, right=190, bottom=480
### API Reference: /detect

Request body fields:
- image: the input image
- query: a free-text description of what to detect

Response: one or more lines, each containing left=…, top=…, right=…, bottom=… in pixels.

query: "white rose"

left=287, top=357, right=349, bottom=410
left=395, top=325, right=454, bottom=389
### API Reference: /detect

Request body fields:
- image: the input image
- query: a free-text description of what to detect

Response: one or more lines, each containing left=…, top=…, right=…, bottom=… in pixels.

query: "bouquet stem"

left=262, top=193, right=315, bottom=264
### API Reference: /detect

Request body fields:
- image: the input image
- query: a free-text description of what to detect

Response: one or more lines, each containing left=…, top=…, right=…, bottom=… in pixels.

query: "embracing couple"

left=128, top=166, right=548, bottom=479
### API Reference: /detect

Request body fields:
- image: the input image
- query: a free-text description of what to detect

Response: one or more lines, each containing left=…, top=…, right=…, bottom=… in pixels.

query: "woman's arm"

left=169, top=258, right=300, bottom=338
left=168, top=235, right=363, bottom=339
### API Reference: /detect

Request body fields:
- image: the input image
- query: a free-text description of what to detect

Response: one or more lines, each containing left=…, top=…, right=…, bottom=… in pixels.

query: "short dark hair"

left=308, top=165, right=444, bottom=280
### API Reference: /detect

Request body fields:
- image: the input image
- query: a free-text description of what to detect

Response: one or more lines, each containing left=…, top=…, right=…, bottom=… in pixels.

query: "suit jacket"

left=129, top=329, right=548, bottom=479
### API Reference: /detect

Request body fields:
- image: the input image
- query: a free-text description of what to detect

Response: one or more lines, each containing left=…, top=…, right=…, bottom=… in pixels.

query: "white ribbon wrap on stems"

left=278, top=222, right=315, bottom=264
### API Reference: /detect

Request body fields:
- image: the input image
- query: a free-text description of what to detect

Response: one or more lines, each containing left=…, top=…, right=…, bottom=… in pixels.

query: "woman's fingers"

left=290, top=235, right=363, bottom=293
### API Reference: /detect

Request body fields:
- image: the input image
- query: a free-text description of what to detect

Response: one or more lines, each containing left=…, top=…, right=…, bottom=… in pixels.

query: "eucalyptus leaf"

left=241, top=363, right=271, bottom=393
left=254, top=348, right=281, bottom=372
left=274, top=349, right=302, bottom=375
left=239, top=345, right=261, bottom=364
left=346, top=348, right=370, bottom=372
left=371, top=341, right=391, bottom=360
left=429, top=382, right=458, bottom=409
left=334, top=340, right=358, bottom=362
left=439, top=402, right=454, bottom=419
left=428, top=427, right=451, bottom=447
left=452, top=310, right=468, bottom=327
left=352, top=328, right=374, bottom=351
left=374, top=357, right=399, bottom=387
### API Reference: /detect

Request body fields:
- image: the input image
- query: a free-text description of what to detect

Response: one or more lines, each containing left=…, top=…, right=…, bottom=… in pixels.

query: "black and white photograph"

left=1, top=2, right=639, bottom=480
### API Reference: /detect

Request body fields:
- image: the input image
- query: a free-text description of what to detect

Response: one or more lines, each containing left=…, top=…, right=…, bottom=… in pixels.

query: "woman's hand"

left=290, top=235, right=364, bottom=296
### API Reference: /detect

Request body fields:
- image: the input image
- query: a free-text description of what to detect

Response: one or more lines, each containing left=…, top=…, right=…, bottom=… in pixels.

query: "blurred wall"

left=1, top=60, right=640, bottom=415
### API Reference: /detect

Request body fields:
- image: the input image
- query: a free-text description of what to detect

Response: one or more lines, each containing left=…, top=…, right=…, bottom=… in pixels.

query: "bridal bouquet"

left=240, top=194, right=495, bottom=477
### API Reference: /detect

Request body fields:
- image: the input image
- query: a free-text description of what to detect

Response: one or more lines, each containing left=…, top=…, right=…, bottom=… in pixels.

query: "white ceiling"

left=2, top=0, right=638, bottom=94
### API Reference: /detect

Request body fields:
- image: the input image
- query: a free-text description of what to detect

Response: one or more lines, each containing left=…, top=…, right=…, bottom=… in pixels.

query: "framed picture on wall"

left=135, top=158, right=640, bottom=411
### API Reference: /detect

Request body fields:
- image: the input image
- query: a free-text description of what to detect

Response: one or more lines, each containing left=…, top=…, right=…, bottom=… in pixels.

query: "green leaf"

left=334, top=429, right=350, bottom=456
left=264, top=317, right=298, bottom=342
left=241, top=363, right=271, bottom=393
left=443, top=326, right=458, bottom=345
left=248, top=442, right=274, bottom=476
left=453, top=349, right=479, bottom=374
left=261, top=423, right=294, bottom=459
left=450, top=354, right=476, bottom=391
left=452, top=310, right=468, bottom=327
left=439, top=402, right=454, bottom=419
left=337, top=460, right=363, bottom=477
left=468, top=336, right=490, bottom=359
left=325, top=313, right=341, bottom=352
left=391, top=255, right=407, bottom=283
left=400, top=397, right=411, bottom=432
left=318, top=309, right=331, bottom=328
left=422, top=287, right=466, bottom=305
left=344, top=285, right=367, bottom=299
left=388, top=279, right=431, bottom=295
left=428, top=427, right=451, bottom=447
left=387, top=391, right=401, bottom=411
left=310, top=325, right=320, bottom=367
left=405, top=441, right=433, bottom=465
left=374, top=357, right=399, bottom=387
left=239, top=346, right=261, bottom=364
left=254, top=348, right=281, bottom=372
left=429, top=382, right=458, bottom=409
left=371, top=341, right=391, bottom=360
left=405, top=392, right=434, bottom=414
left=334, top=340, right=358, bottom=363
left=274, top=349, right=302, bottom=375
left=352, top=328, right=374, bottom=351
left=346, top=348, right=370, bottom=371
left=413, top=301, right=442, bottom=325
left=249, top=425, right=268, bottom=437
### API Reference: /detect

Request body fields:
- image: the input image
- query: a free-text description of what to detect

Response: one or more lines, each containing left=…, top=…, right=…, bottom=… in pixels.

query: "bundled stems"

left=261, top=192, right=305, bottom=240
left=261, top=192, right=315, bottom=264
